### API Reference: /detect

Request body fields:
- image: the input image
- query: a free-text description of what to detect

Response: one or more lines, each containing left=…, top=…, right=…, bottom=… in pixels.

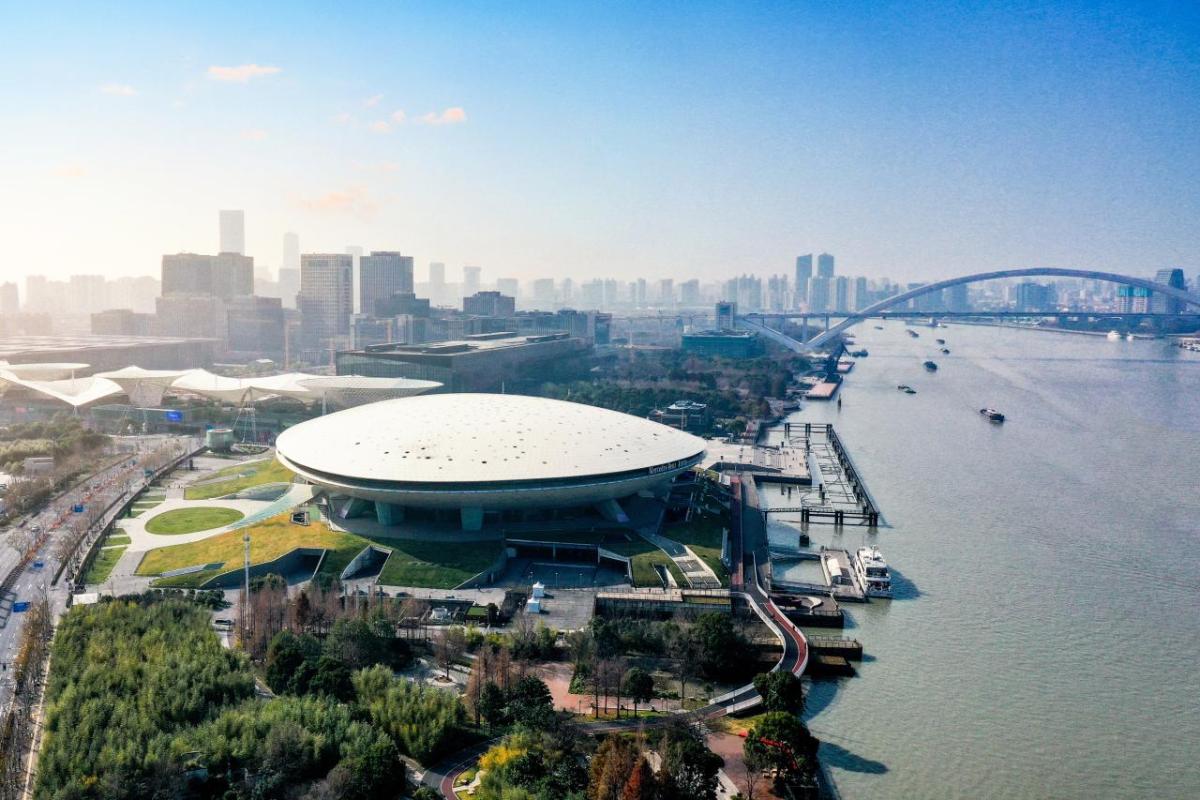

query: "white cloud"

left=364, top=93, right=384, bottom=107
left=207, top=64, right=282, bottom=83
left=241, top=129, right=269, bottom=141
left=100, top=83, right=137, bottom=96
left=368, top=120, right=392, bottom=134
left=297, top=186, right=379, bottom=219
left=417, top=106, right=467, bottom=125
left=390, top=109, right=407, bottom=124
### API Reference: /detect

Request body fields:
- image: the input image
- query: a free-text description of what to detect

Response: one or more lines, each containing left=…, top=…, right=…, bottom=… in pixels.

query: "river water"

left=766, top=322, right=1200, bottom=799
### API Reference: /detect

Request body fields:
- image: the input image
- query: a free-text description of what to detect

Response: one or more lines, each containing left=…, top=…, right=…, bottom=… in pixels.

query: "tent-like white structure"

left=0, top=371, right=123, bottom=408
left=296, top=375, right=443, bottom=409
left=0, top=361, right=89, bottom=381
left=93, top=366, right=190, bottom=407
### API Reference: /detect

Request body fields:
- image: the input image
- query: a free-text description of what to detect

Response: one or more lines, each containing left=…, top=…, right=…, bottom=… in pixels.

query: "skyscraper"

left=833, top=276, right=850, bottom=312
left=359, top=252, right=414, bottom=317
left=795, top=255, right=813, bottom=303
left=463, top=265, right=482, bottom=298
left=298, top=254, right=353, bottom=360
left=0, top=282, right=18, bottom=314
left=808, top=276, right=831, bottom=312
left=219, top=210, right=245, bottom=254
left=161, top=252, right=253, bottom=300
left=283, top=232, right=300, bottom=270
left=817, top=252, right=835, bottom=278
left=1151, top=268, right=1187, bottom=314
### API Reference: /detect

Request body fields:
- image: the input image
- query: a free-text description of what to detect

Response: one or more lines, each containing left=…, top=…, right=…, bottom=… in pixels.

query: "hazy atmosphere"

left=3, top=0, right=1198, bottom=283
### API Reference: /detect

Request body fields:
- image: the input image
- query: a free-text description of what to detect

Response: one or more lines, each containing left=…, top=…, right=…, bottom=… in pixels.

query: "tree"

left=669, top=628, right=699, bottom=709
left=656, top=718, right=722, bottom=800
left=479, top=681, right=508, bottom=730
left=622, top=667, right=654, bottom=718
left=309, top=655, right=354, bottom=701
left=508, top=675, right=555, bottom=728
left=742, top=712, right=818, bottom=781
left=621, top=756, right=657, bottom=800
left=265, top=630, right=321, bottom=694
left=589, top=735, right=640, bottom=800
left=435, top=627, right=467, bottom=679
left=752, top=671, right=805, bottom=714
left=693, top=612, right=742, bottom=680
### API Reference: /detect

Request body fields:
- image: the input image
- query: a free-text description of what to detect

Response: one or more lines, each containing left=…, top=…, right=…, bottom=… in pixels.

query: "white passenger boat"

left=854, top=546, right=893, bottom=598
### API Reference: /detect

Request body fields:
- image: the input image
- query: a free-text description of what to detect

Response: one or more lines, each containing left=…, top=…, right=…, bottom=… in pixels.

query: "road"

left=0, top=435, right=197, bottom=717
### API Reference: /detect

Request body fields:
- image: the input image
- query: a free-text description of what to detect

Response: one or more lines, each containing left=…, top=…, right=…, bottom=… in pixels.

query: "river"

left=766, top=321, right=1200, bottom=799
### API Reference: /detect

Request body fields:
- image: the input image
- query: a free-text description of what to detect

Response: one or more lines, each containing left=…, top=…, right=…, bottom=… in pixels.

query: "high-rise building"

left=360, top=252, right=414, bottom=317
left=496, top=278, right=520, bottom=300
left=795, top=255, right=813, bottom=303
left=532, top=278, right=556, bottom=307
left=833, top=276, right=850, bottom=313
left=226, top=296, right=285, bottom=357
left=679, top=279, right=701, bottom=306
left=1014, top=281, right=1055, bottom=312
left=278, top=268, right=301, bottom=310
left=464, top=291, right=516, bottom=317
left=947, top=283, right=970, bottom=312
left=219, top=210, right=245, bottom=255
left=1151, top=268, right=1187, bottom=314
left=429, top=262, right=445, bottom=286
left=298, top=254, right=354, bottom=360
left=282, top=232, right=300, bottom=270
left=0, top=282, right=18, bottom=315
left=463, top=266, right=482, bottom=297
left=657, top=279, right=674, bottom=306
left=161, top=253, right=253, bottom=300
left=808, top=276, right=831, bottom=312
left=817, top=252, right=835, bottom=278
left=851, top=276, right=870, bottom=311
left=715, top=301, right=737, bottom=330
left=1116, top=285, right=1151, bottom=313
left=68, top=275, right=108, bottom=315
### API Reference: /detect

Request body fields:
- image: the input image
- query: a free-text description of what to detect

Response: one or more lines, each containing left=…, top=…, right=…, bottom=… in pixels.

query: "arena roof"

left=275, top=393, right=706, bottom=487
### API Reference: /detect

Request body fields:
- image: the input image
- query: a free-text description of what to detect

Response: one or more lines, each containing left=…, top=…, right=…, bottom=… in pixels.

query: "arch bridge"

left=737, top=267, right=1200, bottom=351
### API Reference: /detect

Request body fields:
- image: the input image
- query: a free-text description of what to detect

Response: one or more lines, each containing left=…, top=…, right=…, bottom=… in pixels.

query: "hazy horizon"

left=3, top=1, right=1197, bottom=285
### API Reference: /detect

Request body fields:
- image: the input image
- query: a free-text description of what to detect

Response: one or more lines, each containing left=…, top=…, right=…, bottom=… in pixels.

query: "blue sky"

left=1, top=0, right=1197, bottom=284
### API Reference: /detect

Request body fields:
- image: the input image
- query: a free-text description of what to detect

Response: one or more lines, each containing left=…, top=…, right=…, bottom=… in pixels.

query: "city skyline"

left=3, top=2, right=1198, bottom=284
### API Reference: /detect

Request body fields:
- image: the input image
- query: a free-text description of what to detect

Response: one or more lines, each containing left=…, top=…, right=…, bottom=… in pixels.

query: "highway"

left=0, top=436, right=196, bottom=717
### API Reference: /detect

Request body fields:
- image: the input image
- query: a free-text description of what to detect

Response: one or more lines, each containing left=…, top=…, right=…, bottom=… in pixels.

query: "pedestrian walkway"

left=637, top=528, right=723, bottom=589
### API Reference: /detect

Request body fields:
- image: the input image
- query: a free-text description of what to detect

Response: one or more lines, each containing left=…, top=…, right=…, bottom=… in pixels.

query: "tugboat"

left=935, top=338, right=946, bottom=345
left=897, top=384, right=917, bottom=394
left=979, top=408, right=1005, bottom=423
left=940, top=347, right=950, bottom=355
left=906, top=329, right=920, bottom=338
left=923, top=360, right=938, bottom=371
left=854, top=546, right=892, bottom=598
left=1106, top=330, right=1121, bottom=340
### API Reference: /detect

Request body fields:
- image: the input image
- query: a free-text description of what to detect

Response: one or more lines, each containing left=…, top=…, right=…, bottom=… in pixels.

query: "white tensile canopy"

left=0, top=361, right=90, bottom=381
left=0, top=371, right=123, bottom=408
left=93, top=366, right=191, bottom=407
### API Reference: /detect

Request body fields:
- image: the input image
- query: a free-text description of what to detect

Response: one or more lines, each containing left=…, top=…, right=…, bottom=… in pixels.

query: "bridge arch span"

left=803, top=267, right=1200, bottom=349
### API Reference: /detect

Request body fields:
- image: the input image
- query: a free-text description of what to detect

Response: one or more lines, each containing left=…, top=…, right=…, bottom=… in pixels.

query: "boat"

left=935, top=338, right=946, bottom=345
left=854, top=546, right=893, bottom=598
left=940, top=347, right=950, bottom=354
left=1106, top=330, right=1121, bottom=340
left=923, top=360, right=938, bottom=371
left=979, top=407, right=1005, bottom=423
left=850, top=349, right=869, bottom=357
left=897, top=384, right=917, bottom=394
left=1125, top=333, right=1135, bottom=341
left=874, top=325, right=884, bottom=330
left=906, top=329, right=919, bottom=338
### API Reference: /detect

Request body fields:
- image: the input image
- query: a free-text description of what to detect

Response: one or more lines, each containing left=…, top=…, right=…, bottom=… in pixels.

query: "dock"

left=759, top=422, right=882, bottom=527
left=804, top=380, right=841, bottom=400
left=807, top=636, right=863, bottom=660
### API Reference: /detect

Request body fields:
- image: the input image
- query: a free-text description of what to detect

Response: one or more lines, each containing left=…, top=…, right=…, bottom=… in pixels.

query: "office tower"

left=559, top=278, right=574, bottom=305
left=947, top=283, right=970, bottom=312
left=68, top=275, right=108, bottom=315
left=715, top=301, right=737, bottom=330
left=360, top=251, right=414, bottom=317
left=278, top=269, right=301, bottom=309
left=657, top=279, right=674, bottom=306
left=161, top=253, right=253, bottom=300
left=1151, top=268, right=1187, bottom=314
left=850, top=276, right=869, bottom=311
left=0, top=282, right=18, bottom=315
left=156, top=294, right=226, bottom=340
left=462, top=265, right=482, bottom=297
left=298, top=254, right=354, bottom=358
left=603, top=279, right=620, bottom=308
left=817, top=252, right=835, bottom=278
left=580, top=280, right=603, bottom=308
left=1015, top=281, right=1055, bottom=312
left=833, top=276, right=850, bottom=313
left=795, top=255, right=813, bottom=303
left=219, top=210, right=245, bottom=254
left=226, top=296, right=285, bottom=357
left=532, top=278, right=556, bottom=307
left=283, top=232, right=300, bottom=270
left=496, top=278, right=519, bottom=300
left=807, top=276, right=831, bottom=312
left=679, top=279, right=700, bottom=306
left=634, top=278, right=647, bottom=307
left=464, top=290, right=516, bottom=317
left=1116, top=285, right=1151, bottom=313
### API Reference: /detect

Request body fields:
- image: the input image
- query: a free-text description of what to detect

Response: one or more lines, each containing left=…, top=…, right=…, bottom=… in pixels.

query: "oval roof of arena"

left=276, top=393, right=706, bottom=485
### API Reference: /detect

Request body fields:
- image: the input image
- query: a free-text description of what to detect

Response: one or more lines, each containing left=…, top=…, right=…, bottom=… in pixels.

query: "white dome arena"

left=275, top=393, right=706, bottom=529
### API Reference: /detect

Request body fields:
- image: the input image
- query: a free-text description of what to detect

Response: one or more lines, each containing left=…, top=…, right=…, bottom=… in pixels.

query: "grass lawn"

left=138, top=511, right=503, bottom=590
left=145, top=507, right=245, bottom=535
left=84, top=545, right=126, bottom=584
left=104, top=534, right=131, bottom=546
left=664, top=511, right=731, bottom=587
left=184, top=458, right=294, bottom=500
left=603, top=538, right=688, bottom=588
